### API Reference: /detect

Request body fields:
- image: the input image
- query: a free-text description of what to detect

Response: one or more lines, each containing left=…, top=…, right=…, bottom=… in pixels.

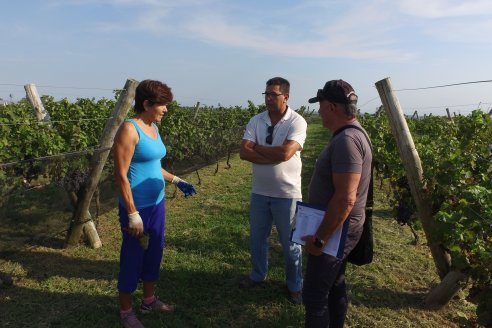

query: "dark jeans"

left=303, top=254, right=348, bottom=328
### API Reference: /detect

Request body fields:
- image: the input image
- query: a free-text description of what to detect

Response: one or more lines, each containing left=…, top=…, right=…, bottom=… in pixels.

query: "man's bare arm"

left=316, top=172, right=361, bottom=240
left=254, top=139, right=302, bottom=162
left=239, top=140, right=279, bottom=164
left=302, top=172, right=361, bottom=256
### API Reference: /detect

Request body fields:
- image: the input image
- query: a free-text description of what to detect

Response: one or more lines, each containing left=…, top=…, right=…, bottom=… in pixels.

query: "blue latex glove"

left=172, top=176, right=197, bottom=197
left=177, top=181, right=197, bottom=197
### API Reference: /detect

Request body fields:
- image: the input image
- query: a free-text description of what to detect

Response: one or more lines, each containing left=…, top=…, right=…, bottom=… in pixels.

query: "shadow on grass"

left=24, top=235, right=67, bottom=249
left=153, top=267, right=304, bottom=328
left=0, top=267, right=303, bottom=328
left=372, top=208, right=394, bottom=219
left=0, top=252, right=303, bottom=328
left=349, top=282, right=427, bottom=310
left=0, top=209, right=298, bottom=328
left=0, top=285, right=120, bottom=328
left=0, top=250, right=118, bottom=282
left=0, top=178, right=120, bottom=251
left=0, top=246, right=121, bottom=327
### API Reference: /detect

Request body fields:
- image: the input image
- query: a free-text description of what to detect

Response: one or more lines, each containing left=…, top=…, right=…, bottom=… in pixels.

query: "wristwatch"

left=313, top=235, right=325, bottom=249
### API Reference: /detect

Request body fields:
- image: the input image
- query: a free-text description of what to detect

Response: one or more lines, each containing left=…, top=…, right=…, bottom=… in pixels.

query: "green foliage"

left=295, top=105, right=317, bottom=123
left=359, top=113, right=403, bottom=180
left=0, top=143, right=478, bottom=327
left=360, top=110, right=492, bottom=325
left=1, top=96, right=314, bottom=199
left=429, top=112, right=492, bottom=326
left=0, top=97, right=116, bottom=198
left=159, top=104, right=261, bottom=172
left=0, top=101, right=66, bottom=194
left=10, top=94, right=488, bottom=322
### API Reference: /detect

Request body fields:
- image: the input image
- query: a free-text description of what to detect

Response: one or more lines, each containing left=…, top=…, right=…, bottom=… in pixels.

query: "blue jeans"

left=249, top=193, right=303, bottom=292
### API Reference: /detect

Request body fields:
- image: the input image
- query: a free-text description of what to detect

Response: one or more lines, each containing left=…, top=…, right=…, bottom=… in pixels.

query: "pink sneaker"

left=140, top=297, right=175, bottom=314
left=120, top=310, right=144, bottom=328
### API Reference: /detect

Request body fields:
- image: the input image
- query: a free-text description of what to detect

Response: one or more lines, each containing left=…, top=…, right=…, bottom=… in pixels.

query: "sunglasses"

left=266, top=126, right=274, bottom=145
left=262, top=92, right=284, bottom=98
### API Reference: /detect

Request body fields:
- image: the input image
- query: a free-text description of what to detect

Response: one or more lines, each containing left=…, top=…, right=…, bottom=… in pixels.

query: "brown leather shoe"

left=287, top=290, right=303, bottom=305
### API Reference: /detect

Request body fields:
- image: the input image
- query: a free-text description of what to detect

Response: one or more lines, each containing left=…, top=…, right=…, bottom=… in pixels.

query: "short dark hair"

left=134, top=79, right=173, bottom=113
left=266, top=77, right=290, bottom=94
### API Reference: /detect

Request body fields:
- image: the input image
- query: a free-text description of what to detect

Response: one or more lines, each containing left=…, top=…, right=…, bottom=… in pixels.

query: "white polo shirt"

left=242, top=107, right=307, bottom=198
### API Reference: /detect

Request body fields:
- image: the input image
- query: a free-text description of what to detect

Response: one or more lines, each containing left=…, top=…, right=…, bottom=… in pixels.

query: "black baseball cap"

left=308, top=79, right=358, bottom=104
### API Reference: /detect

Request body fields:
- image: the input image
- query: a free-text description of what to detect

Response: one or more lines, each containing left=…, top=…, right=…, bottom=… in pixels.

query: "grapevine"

left=361, top=109, right=491, bottom=325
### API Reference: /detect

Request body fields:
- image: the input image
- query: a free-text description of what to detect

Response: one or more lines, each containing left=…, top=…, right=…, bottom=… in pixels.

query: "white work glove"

left=128, top=211, right=144, bottom=236
left=172, top=176, right=197, bottom=197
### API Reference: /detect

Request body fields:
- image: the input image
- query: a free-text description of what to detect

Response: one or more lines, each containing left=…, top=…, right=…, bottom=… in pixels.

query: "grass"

left=0, top=119, right=481, bottom=327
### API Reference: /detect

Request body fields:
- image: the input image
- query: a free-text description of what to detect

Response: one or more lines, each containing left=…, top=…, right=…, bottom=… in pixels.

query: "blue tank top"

left=119, top=119, right=167, bottom=209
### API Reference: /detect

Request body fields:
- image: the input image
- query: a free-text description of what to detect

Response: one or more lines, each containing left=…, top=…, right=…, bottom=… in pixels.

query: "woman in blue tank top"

left=113, top=80, right=197, bottom=328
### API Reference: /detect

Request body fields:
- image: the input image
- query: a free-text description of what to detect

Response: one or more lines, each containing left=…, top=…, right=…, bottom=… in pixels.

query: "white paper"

left=291, top=202, right=347, bottom=257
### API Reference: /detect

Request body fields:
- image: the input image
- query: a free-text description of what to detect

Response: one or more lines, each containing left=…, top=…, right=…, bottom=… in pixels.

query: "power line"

left=396, top=79, right=492, bottom=91
left=404, top=102, right=491, bottom=111
left=359, top=96, right=380, bottom=108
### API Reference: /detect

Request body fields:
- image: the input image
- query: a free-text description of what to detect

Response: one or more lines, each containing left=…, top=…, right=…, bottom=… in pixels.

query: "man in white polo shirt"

left=239, top=77, right=307, bottom=305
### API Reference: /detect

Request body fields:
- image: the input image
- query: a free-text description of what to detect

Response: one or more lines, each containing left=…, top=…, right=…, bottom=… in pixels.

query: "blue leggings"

left=117, top=199, right=166, bottom=293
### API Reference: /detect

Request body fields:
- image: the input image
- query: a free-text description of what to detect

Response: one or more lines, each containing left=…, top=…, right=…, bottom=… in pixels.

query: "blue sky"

left=1, top=0, right=491, bottom=115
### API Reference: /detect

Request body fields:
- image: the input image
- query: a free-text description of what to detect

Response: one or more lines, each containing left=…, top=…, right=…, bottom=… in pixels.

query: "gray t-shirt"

left=308, top=122, right=372, bottom=257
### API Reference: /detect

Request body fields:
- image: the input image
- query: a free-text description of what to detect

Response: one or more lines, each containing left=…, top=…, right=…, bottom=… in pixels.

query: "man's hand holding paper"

left=291, top=202, right=349, bottom=258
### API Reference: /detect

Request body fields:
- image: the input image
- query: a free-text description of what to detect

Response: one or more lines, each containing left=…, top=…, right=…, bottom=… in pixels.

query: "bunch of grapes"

left=392, top=176, right=419, bottom=244
left=62, top=169, right=88, bottom=193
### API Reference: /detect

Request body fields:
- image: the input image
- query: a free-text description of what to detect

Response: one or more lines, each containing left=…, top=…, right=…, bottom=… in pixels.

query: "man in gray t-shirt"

left=301, top=80, right=372, bottom=328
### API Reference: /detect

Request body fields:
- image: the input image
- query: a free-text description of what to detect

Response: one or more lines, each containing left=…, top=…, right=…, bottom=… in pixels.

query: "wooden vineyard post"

left=424, top=270, right=468, bottom=309
left=65, top=78, right=139, bottom=248
left=24, top=84, right=51, bottom=122
left=24, top=84, right=100, bottom=238
left=446, top=108, right=452, bottom=121
left=193, top=101, right=201, bottom=121
left=375, top=77, right=467, bottom=309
